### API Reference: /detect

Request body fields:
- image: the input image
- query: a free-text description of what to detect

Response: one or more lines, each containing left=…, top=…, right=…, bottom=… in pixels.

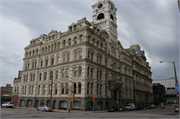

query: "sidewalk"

left=15, top=107, right=107, bottom=113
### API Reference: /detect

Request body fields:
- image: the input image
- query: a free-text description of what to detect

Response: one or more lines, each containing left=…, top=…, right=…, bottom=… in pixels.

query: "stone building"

left=16, top=0, right=153, bottom=111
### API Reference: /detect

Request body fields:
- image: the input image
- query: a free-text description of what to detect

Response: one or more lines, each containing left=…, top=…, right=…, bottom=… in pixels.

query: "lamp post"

left=160, top=61, right=179, bottom=105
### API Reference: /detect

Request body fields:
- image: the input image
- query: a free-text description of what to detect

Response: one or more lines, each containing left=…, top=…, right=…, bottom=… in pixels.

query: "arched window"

left=97, top=13, right=104, bottom=20
left=110, top=14, right=114, bottom=20
left=63, top=40, right=66, bottom=47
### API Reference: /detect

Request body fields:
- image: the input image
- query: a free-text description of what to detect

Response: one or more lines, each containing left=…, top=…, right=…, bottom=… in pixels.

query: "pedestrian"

left=68, top=108, right=70, bottom=113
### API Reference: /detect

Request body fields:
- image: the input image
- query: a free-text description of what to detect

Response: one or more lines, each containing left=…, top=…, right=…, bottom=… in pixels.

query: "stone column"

left=57, top=83, right=61, bottom=95
left=46, top=84, right=49, bottom=95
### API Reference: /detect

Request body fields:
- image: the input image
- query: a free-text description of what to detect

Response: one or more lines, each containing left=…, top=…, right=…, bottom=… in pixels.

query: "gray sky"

left=0, top=0, right=179, bottom=86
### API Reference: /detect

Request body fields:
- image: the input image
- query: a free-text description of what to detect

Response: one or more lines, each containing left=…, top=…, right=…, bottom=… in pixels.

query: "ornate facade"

left=16, top=0, right=153, bottom=111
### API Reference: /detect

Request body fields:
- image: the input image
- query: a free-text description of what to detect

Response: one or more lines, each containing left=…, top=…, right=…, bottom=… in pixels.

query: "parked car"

left=135, top=105, right=144, bottom=110
left=150, top=104, right=156, bottom=108
left=146, top=105, right=151, bottom=109
left=174, top=105, right=179, bottom=112
left=1, top=102, right=14, bottom=108
left=37, top=105, right=52, bottom=112
left=125, top=104, right=135, bottom=111
left=119, top=106, right=126, bottom=111
left=108, top=107, right=119, bottom=112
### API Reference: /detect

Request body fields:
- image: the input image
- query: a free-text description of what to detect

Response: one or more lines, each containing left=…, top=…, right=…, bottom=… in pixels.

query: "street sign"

left=175, top=84, right=179, bottom=93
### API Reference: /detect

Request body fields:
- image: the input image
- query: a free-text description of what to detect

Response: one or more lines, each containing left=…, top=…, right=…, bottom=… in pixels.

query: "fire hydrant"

left=68, top=108, right=70, bottom=113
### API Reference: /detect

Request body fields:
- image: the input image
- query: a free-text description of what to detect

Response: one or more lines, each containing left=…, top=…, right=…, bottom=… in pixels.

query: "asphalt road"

left=1, top=105, right=179, bottom=119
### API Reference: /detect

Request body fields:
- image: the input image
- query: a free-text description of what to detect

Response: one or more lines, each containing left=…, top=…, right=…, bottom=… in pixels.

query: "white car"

left=37, top=105, right=52, bottom=112
left=1, top=102, right=14, bottom=108
left=174, top=105, right=179, bottom=112
left=125, top=104, right=135, bottom=111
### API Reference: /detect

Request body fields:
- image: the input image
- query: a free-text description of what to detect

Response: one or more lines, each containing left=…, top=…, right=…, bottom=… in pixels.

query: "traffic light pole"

left=93, top=99, right=95, bottom=113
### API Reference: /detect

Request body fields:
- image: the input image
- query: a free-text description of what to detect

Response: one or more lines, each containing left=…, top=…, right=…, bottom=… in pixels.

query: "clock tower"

left=92, top=0, right=118, bottom=43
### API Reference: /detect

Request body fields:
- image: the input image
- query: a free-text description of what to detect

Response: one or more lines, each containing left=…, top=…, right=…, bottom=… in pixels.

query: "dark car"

left=136, top=105, right=144, bottom=110
left=108, top=107, right=119, bottom=112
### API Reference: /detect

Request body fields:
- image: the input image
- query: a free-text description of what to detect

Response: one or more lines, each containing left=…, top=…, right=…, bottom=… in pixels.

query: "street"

left=1, top=104, right=179, bottom=119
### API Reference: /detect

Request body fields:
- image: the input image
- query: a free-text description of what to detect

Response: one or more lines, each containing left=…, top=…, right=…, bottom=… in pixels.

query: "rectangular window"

left=24, top=75, right=26, bottom=82
left=32, top=62, right=34, bottom=68
left=26, top=75, right=28, bottom=82
left=62, top=84, right=64, bottom=94
left=43, top=85, right=46, bottom=95
left=49, top=84, right=51, bottom=95
left=39, top=73, right=41, bottom=81
left=35, top=61, right=37, bottom=68
left=25, top=64, right=27, bottom=69
left=74, top=69, right=77, bottom=77
left=29, top=86, right=31, bottom=94
left=46, top=59, right=48, bottom=66
left=97, top=70, right=99, bottom=79
left=79, top=83, right=81, bottom=94
left=97, top=84, right=99, bottom=95
left=62, top=72, right=65, bottom=78
left=63, top=55, right=66, bottom=62
left=67, top=54, right=70, bottom=62
left=75, top=52, right=78, bottom=60
left=25, top=86, right=26, bottom=94
left=44, top=72, right=47, bottom=80
left=33, top=73, right=35, bottom=81
left=28, top=63, right=30, bottom=69
left=78, top=67, right=82, bottom=76
left=91, top=53, right=93, bottom=61
left=32, top=86, right=34, bottom=94
left=41, top=61, right=43, bottom=67
left=100, top=71, right=101, bottom=80
left=87, top=67, right=89, bottom=77
left=55, top=84, right=57, bottom=95
left=100, top=85, right=102, bottom=95
left=91, top=68, right=93, bottom=78
left=17, top=86, right=19, bottom=92
left=56, top=70, right=58, bottom=79
left=79, top=51, right=82, bottom=59
left=91, top=83, right=93, bottom=94
left=51, top=58, right=54, bottom=65
left=22, top=86, right=24, bottom=94
left=87, top=83, right=89, bottom=94
left=66, top=83, right=68, bottom=94
left=38, top=85, right=40, bottom=95
left=74, top=83, right=76, bottom=94
left=30, top=74, right=32, bottom=81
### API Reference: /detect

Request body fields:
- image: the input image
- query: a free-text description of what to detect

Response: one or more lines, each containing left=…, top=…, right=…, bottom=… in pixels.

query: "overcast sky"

left=0, top=0, right=179, bottom=86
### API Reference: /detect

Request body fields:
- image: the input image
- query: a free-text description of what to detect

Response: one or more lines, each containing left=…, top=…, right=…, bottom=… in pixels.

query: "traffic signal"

left=177, top=94, right=179, bottom=98
left=93, top=96, right=95, bottom=100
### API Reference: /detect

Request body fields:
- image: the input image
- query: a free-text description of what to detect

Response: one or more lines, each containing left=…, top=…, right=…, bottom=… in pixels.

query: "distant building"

left=152, top=77, right=178, bottom=104
left=12, top=71, right=21, bottom=107
left=153, top=83, right=165, bottom=105
left=0, top=84, right=13, bottom=103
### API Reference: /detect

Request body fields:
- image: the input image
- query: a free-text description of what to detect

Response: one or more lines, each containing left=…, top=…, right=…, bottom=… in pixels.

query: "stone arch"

left=26, top=99, right=33, bottom=107
left=59, top=101, right=68, bottom=110
left=97, top=101, right=103, bottom=110
left=87, top=101, right=93, bottom=111
left=73, top=101, right=81, bottom=110
left=26, top=52, right=28, bottom=57
left=40, top=100, right=45, bottom=106
left=20, top=99, right=25, bottom=107
left=32, top=50, right=35, bottom=56
left=29, top=51, right=31, bottom=56
left=63, top=40, right=66, bottom=47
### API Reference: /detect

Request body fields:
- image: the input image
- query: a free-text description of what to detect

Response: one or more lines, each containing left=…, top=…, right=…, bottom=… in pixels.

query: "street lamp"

left=160, top=61, right=179, bottom=105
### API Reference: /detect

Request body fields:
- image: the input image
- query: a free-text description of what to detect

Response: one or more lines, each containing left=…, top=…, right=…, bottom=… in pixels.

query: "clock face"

left=98, top=3, right=103, bottom=8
